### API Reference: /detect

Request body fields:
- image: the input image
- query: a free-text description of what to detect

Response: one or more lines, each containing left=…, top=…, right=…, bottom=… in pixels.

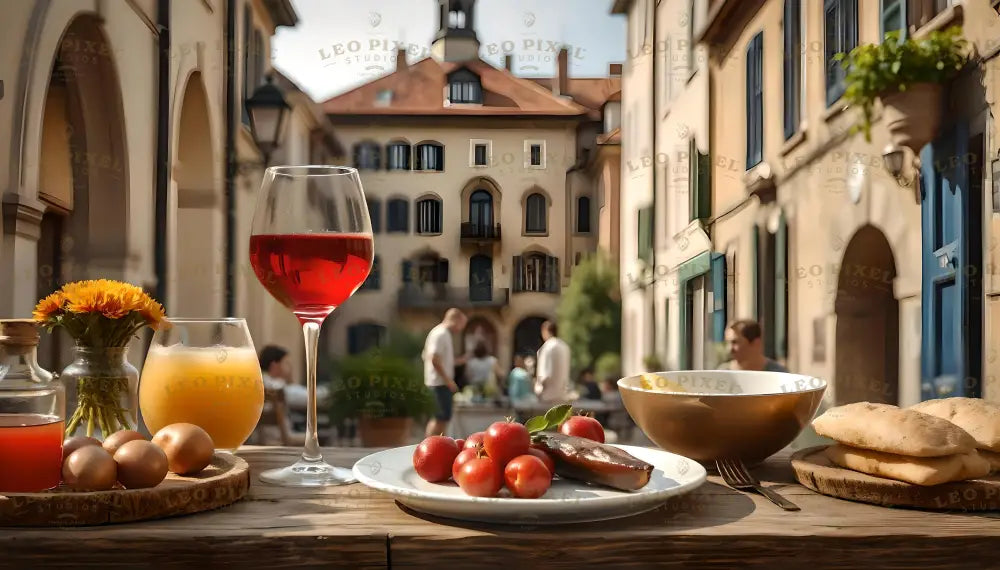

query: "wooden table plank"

left=0, top=447, right=388, bottom=569
left=4, top=446, right=1000, bottom=569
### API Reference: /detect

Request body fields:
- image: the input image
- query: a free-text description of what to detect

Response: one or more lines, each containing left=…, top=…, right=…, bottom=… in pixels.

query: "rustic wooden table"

left=3, top=446, right=1000, bottom=569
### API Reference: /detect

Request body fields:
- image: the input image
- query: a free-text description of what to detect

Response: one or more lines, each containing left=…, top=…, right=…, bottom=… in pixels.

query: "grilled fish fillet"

left=532, top=432, right=654, bottom=491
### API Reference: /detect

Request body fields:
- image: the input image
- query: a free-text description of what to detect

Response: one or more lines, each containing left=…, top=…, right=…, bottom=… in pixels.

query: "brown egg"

left=62, top=446, right=117, bottom=491
left=114, top=440, right=168, bottom=489
left=102, top=430, right=148, bottom=455
left=63, top=436, right=102, bottom=460
left=151, top=423, right=215, bottom=475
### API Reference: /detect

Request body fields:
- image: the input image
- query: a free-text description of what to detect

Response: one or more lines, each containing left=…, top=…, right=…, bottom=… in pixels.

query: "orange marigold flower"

left=33, top=291, right=66, bottom=322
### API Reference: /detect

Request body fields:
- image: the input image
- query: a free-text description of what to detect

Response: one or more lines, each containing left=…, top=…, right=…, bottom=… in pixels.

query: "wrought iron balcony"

left=397, top=283, right=510, bottom=309
left=460, top=222, right=502, bottom=243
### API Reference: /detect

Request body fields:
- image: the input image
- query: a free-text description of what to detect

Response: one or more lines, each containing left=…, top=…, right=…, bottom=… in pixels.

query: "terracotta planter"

left=880, top=82, right=943, bottom=153
left=358, top=417, right=413, bottom=447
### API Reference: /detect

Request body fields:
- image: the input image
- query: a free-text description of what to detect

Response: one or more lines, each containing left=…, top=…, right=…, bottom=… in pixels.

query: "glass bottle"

left=0, top=319, right=64, bottom=492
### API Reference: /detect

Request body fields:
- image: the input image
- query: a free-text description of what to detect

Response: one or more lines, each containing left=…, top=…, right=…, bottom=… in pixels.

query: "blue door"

left=920, top=120, right=981, bottom=399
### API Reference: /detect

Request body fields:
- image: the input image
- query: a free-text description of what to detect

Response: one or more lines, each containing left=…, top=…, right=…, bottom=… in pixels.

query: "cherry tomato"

left=455, top=438, right=466, bottom=450
left=504, top=455, right=552, bottom=499
left=452, top=447, right=480, bottom=481
left=559, top=415, right=605, bottom=443
left=464, top=432, right=486, bottom=450
left=455, top=456, right=503, bottom=497
left=484, top=421, right=530, bottom=466
left=527, top=447, right=555, bottom=476
left=413, top=436, right=460, bottom=482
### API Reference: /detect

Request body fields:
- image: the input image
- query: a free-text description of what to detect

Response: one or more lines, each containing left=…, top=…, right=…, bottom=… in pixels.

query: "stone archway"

left=34, top=15, right=129, bottom=369
left=462, top=316, right=499, bottom=356
left=512, top=316, right=548, bottom=365
left=834, top=225, right=899, bottom=405
left=171, top=71, right=223, bottom=317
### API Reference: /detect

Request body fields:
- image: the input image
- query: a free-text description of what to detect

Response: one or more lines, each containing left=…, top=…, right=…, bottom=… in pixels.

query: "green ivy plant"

left=834, top=26, right=969, bottom=142
left=329, top=348, right=436, bottom=423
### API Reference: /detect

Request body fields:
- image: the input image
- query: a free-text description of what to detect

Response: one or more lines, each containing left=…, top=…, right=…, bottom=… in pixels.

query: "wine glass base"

left=258, top=458, right=357, bottom=487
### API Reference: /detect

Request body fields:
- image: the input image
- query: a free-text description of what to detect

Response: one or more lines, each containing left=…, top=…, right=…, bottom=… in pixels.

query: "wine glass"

left=249, top=166, right=373, bottom=486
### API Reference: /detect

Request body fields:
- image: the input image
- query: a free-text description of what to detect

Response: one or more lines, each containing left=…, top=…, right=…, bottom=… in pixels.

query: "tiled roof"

left=321, top=57, right=598, bottom=118
left=528, top=78, right=622, bottom=110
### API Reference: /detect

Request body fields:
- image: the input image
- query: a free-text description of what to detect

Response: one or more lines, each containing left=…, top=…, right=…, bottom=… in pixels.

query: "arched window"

left=512, top=251, right=559, bottom=293
left=525, top=193, right=547, bottom=234
left=347, top=322, right=387, bottom=355
left=387, top=198, right=409, bottom=233
left=576, top=195, right=592, bottom=233
left=469, top=190, right=493, bottom=229
left=353, top=141, right=381, bottom=170
left=415, top=142, right=444, bottom=171
left=386, top=141, right=411, bottom=170
left=448, top=69, right=482, bottom=104
left=367, top=198, right=382, bottom=233
left=416, top=197, right=443, bottom=234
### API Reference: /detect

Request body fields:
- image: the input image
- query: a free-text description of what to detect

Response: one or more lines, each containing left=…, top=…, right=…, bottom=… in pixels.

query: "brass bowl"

left=618, top=370, right=827, bottom=464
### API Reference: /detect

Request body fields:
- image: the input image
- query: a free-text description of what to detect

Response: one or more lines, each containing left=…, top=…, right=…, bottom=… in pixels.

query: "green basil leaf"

left=543, top=404, right=574, bottom=429
left=524, top=416, right=549, bottom=433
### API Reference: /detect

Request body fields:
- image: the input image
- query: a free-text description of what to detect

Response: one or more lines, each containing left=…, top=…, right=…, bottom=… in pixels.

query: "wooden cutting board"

left=791, top=445, right=1000, bottom=511
left=0, top=452, right=250, bottom=526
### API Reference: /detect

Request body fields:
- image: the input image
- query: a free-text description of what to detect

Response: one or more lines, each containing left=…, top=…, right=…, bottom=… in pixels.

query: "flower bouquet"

left=34, top=280, right=165, bottom=438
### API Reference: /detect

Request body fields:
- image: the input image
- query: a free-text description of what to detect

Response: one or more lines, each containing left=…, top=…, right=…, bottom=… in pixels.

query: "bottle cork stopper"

left=0, top=319, right=41, bottom=346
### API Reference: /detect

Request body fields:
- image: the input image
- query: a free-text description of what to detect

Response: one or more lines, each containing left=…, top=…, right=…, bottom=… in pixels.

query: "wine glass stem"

left=301, top=320, right=322, bottom=462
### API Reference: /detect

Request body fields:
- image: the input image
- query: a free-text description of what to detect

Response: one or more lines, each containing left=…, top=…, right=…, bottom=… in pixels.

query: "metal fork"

left=716, top=459, right=800, bottom=511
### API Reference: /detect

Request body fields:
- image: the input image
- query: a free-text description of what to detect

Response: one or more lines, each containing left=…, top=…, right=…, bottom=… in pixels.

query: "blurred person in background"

left=422, top=308, right=468, bottom=437
left=717, top=320, right=788, bottom=372
left=259, top=345, right=329, bottom=413
left=535, top=321, right=570, bottom=403
left=465, top=341, right=502, bottom=397
left=507, top=354, right=534, bottom=403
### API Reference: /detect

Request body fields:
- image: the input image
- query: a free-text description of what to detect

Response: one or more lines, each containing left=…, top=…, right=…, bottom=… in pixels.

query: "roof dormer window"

left=447, top=68, right=482, bottom=104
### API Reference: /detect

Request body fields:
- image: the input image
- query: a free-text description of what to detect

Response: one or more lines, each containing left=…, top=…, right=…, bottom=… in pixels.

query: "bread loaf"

left=812, top=402, right=977, bottom=457
left=910, top=397, right=1000, bottom=453
left=825, top=444, right=991, bottom=486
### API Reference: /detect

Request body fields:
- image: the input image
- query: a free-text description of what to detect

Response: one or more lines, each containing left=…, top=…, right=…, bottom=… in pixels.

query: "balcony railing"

left=397, top=283, right=510, bottom=309
left=460, top=222, right=502, bottom=242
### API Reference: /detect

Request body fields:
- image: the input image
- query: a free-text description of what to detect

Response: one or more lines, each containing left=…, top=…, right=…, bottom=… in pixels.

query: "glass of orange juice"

left=139, top=318, right=263, bottom=451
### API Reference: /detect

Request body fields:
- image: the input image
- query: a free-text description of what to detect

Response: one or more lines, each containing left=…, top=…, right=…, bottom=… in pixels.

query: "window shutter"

left=547, top=256, right=560, bottom=292
left=513, top=255, right=523, bottom=293
left=751, top=227, right=760, bottom=320
left=745, top=33, right=763, bottom=169
left=711, top=252, right=727, bottom=343
left=688, top=139, right=698, bottom=221
left=697, top=149, right=711, bottom=219
left=775, top=214, right=788, bottom=359
left=372, top=256, right=381, bottom=289
left=368, top=200, right=381, bottom=233
left=783, top=0, right=801, bottom=140
left=401, top=260, right=412, bottom=283
left=438, top=259, right=450, bottom=283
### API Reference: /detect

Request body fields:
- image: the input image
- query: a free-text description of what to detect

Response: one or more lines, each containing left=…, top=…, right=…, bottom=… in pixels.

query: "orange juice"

left=139, top=344, right=264, bottom=450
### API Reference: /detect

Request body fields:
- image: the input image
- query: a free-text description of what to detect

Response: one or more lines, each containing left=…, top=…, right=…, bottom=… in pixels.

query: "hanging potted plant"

left=330, top=348, right=435, bottom=447
left=33, top=279, right=166, bottom=438
left=835, top=26, right=970, bottom=152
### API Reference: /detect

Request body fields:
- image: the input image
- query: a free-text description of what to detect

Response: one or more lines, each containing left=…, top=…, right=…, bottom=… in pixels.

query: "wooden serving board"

left=791, top=445, right=1000, bottom=511
left=0, top=453, right=250, bottom=526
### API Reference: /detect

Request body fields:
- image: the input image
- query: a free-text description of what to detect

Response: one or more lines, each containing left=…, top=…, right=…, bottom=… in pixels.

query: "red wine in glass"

left=249, top=233, right=374, bottom=324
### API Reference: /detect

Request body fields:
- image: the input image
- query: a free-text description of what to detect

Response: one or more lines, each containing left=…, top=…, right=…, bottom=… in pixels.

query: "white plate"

left=352, top=444, right=707, bottom=525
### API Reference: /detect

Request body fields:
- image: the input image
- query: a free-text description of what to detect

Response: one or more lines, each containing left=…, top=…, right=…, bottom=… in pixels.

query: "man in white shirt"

left=535, top=320, right=570, bottom=404
left=423, top=308, right=468, bottom=437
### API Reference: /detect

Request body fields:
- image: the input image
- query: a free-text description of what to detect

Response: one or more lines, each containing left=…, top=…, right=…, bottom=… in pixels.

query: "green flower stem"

left=67, top=376, right=133, bottom=439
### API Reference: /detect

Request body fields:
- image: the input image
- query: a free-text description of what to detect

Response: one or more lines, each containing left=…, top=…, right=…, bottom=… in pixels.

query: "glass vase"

left=61, top=345, right=139, bottom=439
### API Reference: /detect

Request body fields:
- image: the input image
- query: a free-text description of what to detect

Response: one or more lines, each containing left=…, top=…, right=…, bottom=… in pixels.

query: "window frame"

left=524, top=140, right=547, bottom=169
left=353, top=141, right=382, bottom=171
left=386, top=198, right=410, bottom=233
left=824, top=0, right=858, bottom=107
left=414, top=142, right=445, bottom=172
left=415, top=197, right=444, bottom=235
left=745, top=32, right=764, bottom=170
left=524, top=192, right=548, bottom=235
left=367, top=198, right=382, bottom=234
left=470, top=139, right=492, bottom=167
left=576, top=195, right=592, bottom=234
left=783, top=0, right=802, bottom=140
left=347, top=322, right=387, bottom=355
left=447, top=69, right=483, bottom=104
left=386, top=141, right=412, bottom=171
left=359, top=256, right=381, bottom=291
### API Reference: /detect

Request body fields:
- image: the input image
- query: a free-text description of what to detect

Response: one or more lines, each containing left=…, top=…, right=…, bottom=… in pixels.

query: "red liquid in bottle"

left=249, top=233, right=374, bottom=323
left=0, top=414, right=64, bottom=493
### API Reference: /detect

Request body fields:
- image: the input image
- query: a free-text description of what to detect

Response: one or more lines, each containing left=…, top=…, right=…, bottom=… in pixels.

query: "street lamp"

left=245, top=75, right=290, bottom=164
left=882, top=143, right=922, bottom=205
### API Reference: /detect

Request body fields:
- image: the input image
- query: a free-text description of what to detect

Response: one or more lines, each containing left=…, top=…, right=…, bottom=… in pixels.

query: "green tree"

left=556, top=252, right=622, bottom=374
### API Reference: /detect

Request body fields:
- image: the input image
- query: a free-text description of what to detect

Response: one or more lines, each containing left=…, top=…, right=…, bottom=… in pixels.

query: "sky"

left=272, top=0, right=627, bottom=102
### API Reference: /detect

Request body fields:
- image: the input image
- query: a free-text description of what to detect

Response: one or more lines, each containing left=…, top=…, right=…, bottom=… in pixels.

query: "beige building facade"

left=320, top=0, right=621, bottom=369
left=613, top=0, right=715, bottom=377
left=0, top=0, right=335, bottom=377
left=702, top=0, right=1000, bottom=404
